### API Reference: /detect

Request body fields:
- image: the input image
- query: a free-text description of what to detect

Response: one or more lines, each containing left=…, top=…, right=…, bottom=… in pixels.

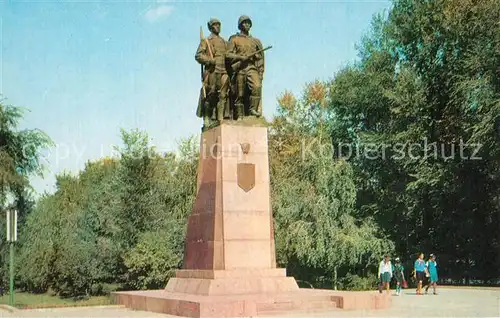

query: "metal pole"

left=9, top=241, right=14, bottom=306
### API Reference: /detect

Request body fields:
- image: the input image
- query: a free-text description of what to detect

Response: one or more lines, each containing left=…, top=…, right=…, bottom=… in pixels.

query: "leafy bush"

left=338, top=273, right=378, bottom=291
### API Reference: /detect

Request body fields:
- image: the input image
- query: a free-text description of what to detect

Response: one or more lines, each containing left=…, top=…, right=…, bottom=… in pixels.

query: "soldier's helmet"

left=207, top=18, right=221, bottom=29
left=238, top=15, right=252, bottom=29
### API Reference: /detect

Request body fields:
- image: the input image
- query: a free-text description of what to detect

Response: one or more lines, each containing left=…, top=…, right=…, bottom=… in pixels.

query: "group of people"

left=378, top=253, right=439, bottom=296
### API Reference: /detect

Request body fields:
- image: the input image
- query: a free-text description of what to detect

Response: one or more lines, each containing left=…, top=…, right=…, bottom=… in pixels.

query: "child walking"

left=425, top=254, right=439, bottom=295
left=392, top=257, right=405, bottom=296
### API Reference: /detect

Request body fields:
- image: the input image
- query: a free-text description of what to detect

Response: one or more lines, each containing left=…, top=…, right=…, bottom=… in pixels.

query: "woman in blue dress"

left=413, top=253, right=427, bottom=295
left=425, top=254, right=439, bottom=295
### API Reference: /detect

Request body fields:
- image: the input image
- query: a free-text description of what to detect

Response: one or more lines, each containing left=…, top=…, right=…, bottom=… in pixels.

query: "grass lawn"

left=0, top=292, right=111, bottom=309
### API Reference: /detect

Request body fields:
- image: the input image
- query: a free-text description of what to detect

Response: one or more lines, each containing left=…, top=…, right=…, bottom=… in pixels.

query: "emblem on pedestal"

left=237, top=163, right=255, bottom=192
left=240, top=142, right=251, bottom=154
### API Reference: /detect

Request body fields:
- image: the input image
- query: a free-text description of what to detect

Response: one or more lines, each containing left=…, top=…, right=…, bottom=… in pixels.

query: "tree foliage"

left=328, top=0, right=500, bottom=281
left=17, top=130, right=198, bottom=296
left=270, top=83, right=394, bottom=289
left=0, top=99, right=53, bottom=289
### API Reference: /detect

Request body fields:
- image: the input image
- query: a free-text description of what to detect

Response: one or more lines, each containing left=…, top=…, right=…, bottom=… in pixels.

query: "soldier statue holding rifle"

left=195, top=18, right=231, bottom=128
left=195, top=16, right=271, bottom=126
left=226, top=15, right=271, bottom=119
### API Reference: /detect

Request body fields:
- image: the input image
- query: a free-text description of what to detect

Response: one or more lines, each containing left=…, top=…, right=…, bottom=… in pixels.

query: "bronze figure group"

left=196, top=15, right=271, bottom=129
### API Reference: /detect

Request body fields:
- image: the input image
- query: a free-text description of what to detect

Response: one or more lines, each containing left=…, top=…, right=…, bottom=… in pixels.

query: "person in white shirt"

left=378, top=255, right=393, bottom=294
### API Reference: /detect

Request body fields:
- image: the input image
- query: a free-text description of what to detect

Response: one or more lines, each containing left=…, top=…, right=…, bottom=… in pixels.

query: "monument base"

left=113, top=267, right=390, bottom=317
left=112, top=288, right=391, bottom=317
left=111, top=123, right=391, bottom=316
left=165, top=269, right=299, bottom=296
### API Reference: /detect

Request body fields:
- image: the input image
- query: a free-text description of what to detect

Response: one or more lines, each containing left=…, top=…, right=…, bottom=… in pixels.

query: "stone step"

left=258, top=307, right=340, bottom=318
left=256, top=296, right=337, bottom=314
left=112, top=288, right=390, bottom=317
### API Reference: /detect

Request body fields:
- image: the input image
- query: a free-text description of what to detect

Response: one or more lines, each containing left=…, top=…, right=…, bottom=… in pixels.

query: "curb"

left=20, top=305, right=125, bottom=311
left=0, top=304, right=18, bottom=313
left=440, top=286, right=500, bottom=291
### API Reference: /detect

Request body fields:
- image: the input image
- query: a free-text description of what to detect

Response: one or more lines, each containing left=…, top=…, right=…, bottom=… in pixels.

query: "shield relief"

left=237, top=163, right=255, bottom=192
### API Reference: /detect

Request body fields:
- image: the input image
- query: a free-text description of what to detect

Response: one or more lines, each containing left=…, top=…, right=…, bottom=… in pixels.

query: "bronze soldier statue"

left=226, top=15, right=267, bottom=119
left=195, top=18, right=230, bottom=128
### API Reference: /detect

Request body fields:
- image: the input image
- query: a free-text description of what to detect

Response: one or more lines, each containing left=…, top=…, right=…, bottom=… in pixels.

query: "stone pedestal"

left=167, top=124, right=298, bottom=297
left=112, top=123, right=391, bottom=317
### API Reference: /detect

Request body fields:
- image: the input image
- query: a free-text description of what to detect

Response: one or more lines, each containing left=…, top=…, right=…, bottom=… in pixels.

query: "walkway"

left=1, top=288, right=498, bottom=317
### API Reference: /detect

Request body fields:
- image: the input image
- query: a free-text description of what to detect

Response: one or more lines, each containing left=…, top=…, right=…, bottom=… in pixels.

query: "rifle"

left=199, top=27, right=214, bottom=98
left=200, top=27, right=204, bottom=83
left=231, top=45, right=272, bottom=72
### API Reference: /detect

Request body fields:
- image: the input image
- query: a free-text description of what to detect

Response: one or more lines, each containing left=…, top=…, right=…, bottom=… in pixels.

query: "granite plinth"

left=184, top=124, right=276, bottom=272
left=112, top=289, right=390, bottom=317
left=166, top=269, right=299, bottom=296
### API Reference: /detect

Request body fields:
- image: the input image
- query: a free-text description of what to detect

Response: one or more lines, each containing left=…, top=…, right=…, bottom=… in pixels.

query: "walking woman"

left=393, top=257, right=405, bottom=296
left=413, top=253, right=427, bottom=295
left=378, top=255, right=393, bottom=294
left=425, top=254, right=439, bottom=295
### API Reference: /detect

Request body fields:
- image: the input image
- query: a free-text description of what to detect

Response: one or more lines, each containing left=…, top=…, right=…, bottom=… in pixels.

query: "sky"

left=0, top=0, right=392, bottom=197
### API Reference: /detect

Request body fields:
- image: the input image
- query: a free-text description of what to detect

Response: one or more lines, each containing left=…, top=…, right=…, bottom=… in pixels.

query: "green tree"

left=17, top=130, right=198, bottom=296
left=270, top=84, right=394, bottom=290
left=0, top=99, right=53, bottom=289
left=328, top=0, right=500, bottom=282
left=121, top=136, right=198, bottom=289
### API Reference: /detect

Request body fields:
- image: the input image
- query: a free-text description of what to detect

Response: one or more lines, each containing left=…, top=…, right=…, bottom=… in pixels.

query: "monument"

left=112, top=15, right=391, bottom=317
left=195, top=18, right=231, bottom=127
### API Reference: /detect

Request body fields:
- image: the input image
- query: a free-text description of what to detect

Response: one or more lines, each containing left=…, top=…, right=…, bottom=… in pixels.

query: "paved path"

left=1, top=288, right=498, bottom=317
left=266, top=288, right=500, bottom=317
